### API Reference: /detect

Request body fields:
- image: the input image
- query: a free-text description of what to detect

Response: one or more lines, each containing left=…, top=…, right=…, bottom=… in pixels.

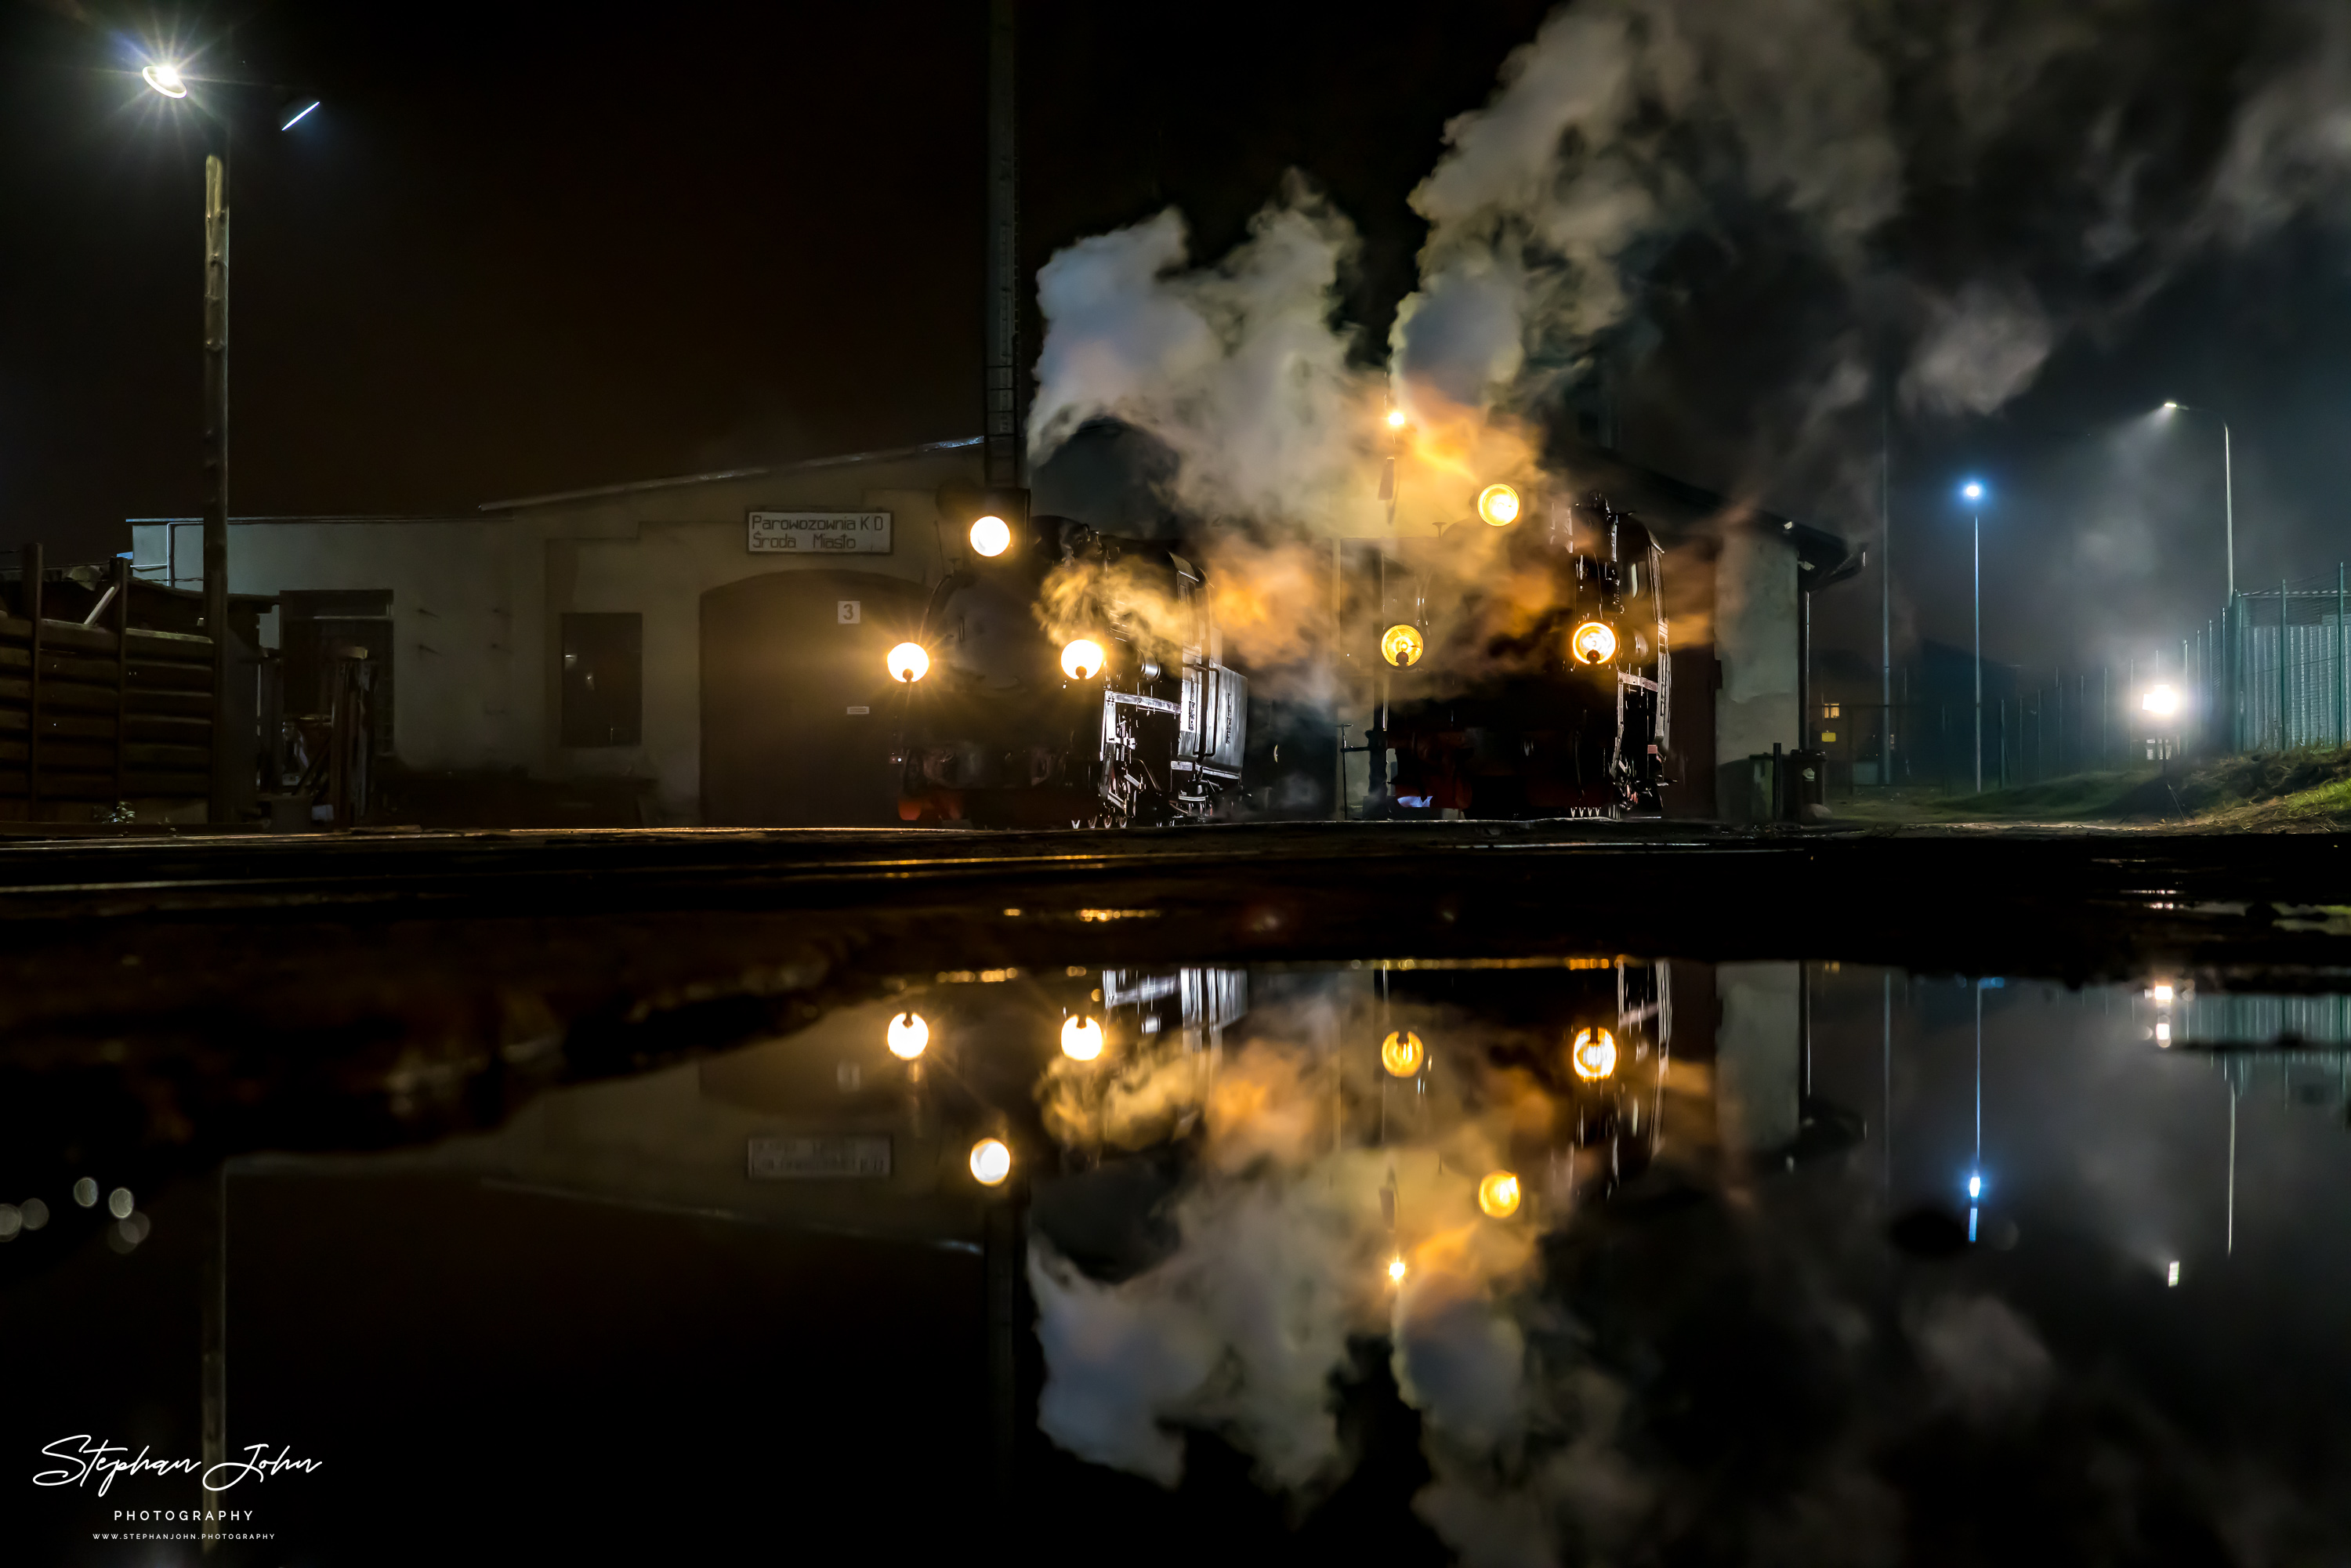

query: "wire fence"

left=2183, top=567, right=2351, bottom=755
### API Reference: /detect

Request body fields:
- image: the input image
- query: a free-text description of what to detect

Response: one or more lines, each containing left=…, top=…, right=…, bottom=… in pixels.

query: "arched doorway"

left=700, top=570, right=931, bottom=826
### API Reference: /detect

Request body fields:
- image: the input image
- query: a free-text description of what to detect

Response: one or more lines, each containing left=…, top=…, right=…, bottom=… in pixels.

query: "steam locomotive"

left=1352, top=483, right=1672, bottom=820
left=883, top=473, right=1672, bottom=827
left=886, top=490, right=1248, bottom=828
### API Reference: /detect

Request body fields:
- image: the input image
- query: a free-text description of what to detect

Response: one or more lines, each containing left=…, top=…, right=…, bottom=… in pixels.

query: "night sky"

left=2, top=0, right=2347, bottom=680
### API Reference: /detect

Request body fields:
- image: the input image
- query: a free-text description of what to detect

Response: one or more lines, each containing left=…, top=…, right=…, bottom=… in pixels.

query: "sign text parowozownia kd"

left=746, top=512, right=893, bottom=554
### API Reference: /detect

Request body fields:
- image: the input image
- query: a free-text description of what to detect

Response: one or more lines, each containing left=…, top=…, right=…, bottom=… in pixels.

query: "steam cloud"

left=1030, top=0, right=2351, bottom=551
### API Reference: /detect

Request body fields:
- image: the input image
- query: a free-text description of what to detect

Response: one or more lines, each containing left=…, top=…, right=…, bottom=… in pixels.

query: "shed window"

left=561, top=614, right=642, bottom=747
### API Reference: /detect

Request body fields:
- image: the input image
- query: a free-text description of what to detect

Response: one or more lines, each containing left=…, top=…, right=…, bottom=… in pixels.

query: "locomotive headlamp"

left=1570, top=621, right=1617, bottom=664
left=1380, top=625, right=1425, bottom=668
left=1570, top=1027, right=1618, bottom=1081
left=1380, top=1029, right=1425, bottom=1077
left=969, top=514, right=1012, bottom=557
left=969, top=1138, right=1012, bottom=1186
left=886, top=1011, right=929, bottom=1060
left=886, top=643, right=929, bottom=683
left=1060, top=639, right=1106, bottom=680
left=1476, top=483, right=1522, bottom=527
left=1060, top=1016, right=1104, bottom=1061
left=1386, top=408, right=1408, bottom=430
left=1476, top=1170, right=1522, bottom=1219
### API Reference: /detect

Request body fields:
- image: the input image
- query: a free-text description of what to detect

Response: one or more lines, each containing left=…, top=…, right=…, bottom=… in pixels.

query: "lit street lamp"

left=1960, top=480, right=1987, bottom=793
left=137, top=57, right=321, bottom=823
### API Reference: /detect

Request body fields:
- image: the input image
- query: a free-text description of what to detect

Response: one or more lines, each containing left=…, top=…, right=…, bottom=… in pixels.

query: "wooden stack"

left=0, top=549, right=213, bottom=817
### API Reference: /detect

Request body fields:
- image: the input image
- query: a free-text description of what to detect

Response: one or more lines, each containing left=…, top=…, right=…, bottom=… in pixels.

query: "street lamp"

left=1959, top=480, right=1987, bottom=792
left=2160, top=403, right=2233, bottom=600
left=137, top=57, right=321, bottom=823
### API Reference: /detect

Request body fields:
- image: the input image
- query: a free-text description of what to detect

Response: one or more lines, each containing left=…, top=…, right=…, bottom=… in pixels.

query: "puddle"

left=8, top=951, right=2349, bottom=1562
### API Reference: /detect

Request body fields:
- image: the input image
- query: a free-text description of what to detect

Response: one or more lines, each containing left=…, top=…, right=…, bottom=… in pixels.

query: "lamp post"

left=1961, top=480, right=1987, bottom=793
left=2161, top=402, right=2233, bottom=600
left=139, top=60, right=321, bottom=824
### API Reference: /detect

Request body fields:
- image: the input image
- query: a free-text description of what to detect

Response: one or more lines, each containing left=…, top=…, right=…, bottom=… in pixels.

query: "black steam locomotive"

left=1341, top=483, right=1673, bottom=820
left=886, top=490, right=1248, bottom=828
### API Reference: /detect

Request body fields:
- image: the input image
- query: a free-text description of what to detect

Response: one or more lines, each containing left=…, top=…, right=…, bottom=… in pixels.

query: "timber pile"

left=0, top=603, right=212, bottom=809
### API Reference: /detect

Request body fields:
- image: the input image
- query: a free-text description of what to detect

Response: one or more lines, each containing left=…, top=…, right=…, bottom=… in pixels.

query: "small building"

left=131, top=435, right=1852, bottom=827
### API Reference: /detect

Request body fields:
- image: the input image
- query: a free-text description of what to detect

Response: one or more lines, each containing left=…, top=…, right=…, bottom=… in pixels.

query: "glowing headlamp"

left=969, top=515, right=1012, bottom=557
left=1380, top=625, right=1425, bottom=668
left=969, top=1139, right=1012, bottom=1186
left=1570, top=1027, right=1618, bottom=1081
left=1060, top=1016, right=1103, bottom=1060
left=1476, top=483, right=1521, bottom=527
left=886, top=1011, right=929, bottom=1060
left=1380, top=1029, right=1424, bottom=1077
left=886, top=643, right=929, bottom=683
left=1060, top=639, right=1106, bottom=680
left=1570, top=621, right=1617, bottom=664
left=1476, top=1170, right=1521, bottom=1219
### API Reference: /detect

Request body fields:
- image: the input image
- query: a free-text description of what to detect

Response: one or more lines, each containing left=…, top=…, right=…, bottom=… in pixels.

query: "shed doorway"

left=700, top=570, right=930, bottom=826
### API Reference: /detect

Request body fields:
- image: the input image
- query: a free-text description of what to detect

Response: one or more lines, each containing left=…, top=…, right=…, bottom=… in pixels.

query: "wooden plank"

left=0, top=675, right=117, bottom=712
left=0, top=740, right=209, bottom=770
left=0, top=769, right=207, bottom=802
left=0, top=708, right=210, bottom=740
left=0, top=615, right=212, bottom=657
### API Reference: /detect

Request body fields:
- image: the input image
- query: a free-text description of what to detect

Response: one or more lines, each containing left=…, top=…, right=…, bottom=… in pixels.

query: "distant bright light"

left=2143, top=684, right=2179, bottom=717
left=1570, top=1026, right=1618, bottom=1081
left=2167, top=1260, right=2182, bottom=1286
left=886, top=642, right=929, bottom=683
left=1388, top=1255, right=1407, bottom=1282
left=2156, top=1021, right=2172, bottom=1043
left=886, top=1011, right=929, bottom=1060
left=969, top=515, right=1012, bottom=557
left=969, top=1138, right=1012, bottom=1186
left=1477, top=1170, right=1522, bottom=1219
left=1961, top=480, right=1984, bottom=502
left=1060, top=1016, right=1103, bottom=1061
left=1967, top=1173, right=1982, bottom=1200
left=1060, top=639, right=1105, bottom=680
left=1386, top=408, right=1407, bottom=429
left=279, top=97, right=321, bottom=130
left=2163, top=401, right=2182, bottom=411
left=141, top=63, right=188, bottom=99
left=1476, top=483, right=1521, bottom=527
left=2153, top=983, right=2175, bottom=1004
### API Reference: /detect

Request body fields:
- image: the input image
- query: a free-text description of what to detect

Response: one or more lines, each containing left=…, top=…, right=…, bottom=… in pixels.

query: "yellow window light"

left=1060, top=1016, right=1103, bottom=1061
left=969, top=515, right=1012, bottom=557
left=1570, top=621, right=1617, bottom=664
left=886, top=1011, right=929, bottom=1060
left=1380, top=625, right=1425, bottom=668
left=969, top=1138, right=1012, bottom=1186
left=1060, top=639, right=1106, bottom=680
left=1476, top=483, right=1521, bottom=527
left=1570, top=1027, right=1618, bottom=1081
left=1380, top=1029, right=1424, bottom=1077
left=887, top=643, right=929, bottom=683
left=1476, top=1170, right=1521, bottom=1219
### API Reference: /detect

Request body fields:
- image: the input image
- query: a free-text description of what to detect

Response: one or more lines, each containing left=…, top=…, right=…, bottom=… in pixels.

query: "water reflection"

left=9, top=958, right=2351, bottom=1561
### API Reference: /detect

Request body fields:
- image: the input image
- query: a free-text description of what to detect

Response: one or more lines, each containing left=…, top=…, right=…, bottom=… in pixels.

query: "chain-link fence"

left=2185, top=568, right=2351, bottom=755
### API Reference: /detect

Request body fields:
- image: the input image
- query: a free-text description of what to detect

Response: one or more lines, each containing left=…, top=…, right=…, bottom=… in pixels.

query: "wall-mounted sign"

left=747, top=511, right=892, bottom=554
